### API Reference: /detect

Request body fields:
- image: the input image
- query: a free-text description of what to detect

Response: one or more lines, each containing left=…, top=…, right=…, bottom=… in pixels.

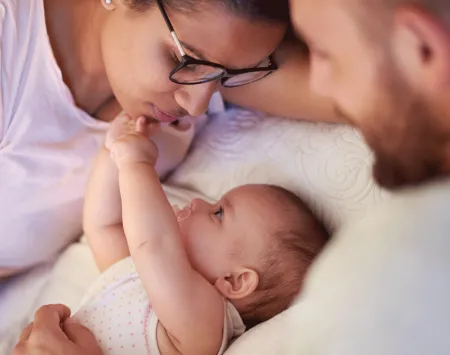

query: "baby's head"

left=175, top=184, right=329, bottom=328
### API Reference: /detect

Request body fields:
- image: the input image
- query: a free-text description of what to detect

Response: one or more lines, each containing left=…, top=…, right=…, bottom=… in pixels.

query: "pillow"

left=168, top=108, right=388, bottom=233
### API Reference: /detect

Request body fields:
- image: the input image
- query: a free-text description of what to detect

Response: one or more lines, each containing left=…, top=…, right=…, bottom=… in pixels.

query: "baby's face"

left=175, top=185, right=275, bottom=284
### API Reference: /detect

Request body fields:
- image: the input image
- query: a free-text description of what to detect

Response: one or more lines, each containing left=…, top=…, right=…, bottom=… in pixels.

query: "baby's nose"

left=190, top=198, right=201, bottom=211
left=190, top=198, right=208, bottom=212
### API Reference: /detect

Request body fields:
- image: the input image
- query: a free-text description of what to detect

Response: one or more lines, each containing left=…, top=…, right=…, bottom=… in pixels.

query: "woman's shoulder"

left=0, top=0, right=43, bottom=29
left=0, top=0, right=60, bottom=138
left=0, top=0, right=49, bottom=91
left=0, top=0, right=46, bottom=51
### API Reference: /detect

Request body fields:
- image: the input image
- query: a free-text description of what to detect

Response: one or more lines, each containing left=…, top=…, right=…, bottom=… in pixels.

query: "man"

left=291, top=0, right=450, bottom=189
left=282, top=1, right=450, bottom=354
left=13, top=0, right=450, bottom=354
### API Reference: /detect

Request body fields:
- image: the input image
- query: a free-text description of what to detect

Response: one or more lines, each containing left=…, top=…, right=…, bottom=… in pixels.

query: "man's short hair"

left=349, top=0, right=450, bottom=41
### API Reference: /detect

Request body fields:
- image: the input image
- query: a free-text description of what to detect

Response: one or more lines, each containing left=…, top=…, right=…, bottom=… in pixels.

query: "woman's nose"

left=174, top=81, right=219, bottom=117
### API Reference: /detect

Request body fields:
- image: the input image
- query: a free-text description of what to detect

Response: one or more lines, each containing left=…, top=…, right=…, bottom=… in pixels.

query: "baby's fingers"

left=136, top=116, right=160, bottom=136
left=105, top=113, right=133, bottom=150
left=135, top=116, right=148, bottom=134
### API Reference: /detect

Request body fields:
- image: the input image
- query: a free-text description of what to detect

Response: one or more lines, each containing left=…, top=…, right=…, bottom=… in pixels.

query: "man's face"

left=290, top=0, right=450, bottom=189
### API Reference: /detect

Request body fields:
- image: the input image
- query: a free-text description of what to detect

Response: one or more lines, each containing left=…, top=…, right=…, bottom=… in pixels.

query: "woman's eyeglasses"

left=155, top=0, right=278, bottom=88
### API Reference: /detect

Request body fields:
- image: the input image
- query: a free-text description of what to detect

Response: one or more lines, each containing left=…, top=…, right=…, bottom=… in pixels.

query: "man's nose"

left=309, top=58, right=333, bottom=98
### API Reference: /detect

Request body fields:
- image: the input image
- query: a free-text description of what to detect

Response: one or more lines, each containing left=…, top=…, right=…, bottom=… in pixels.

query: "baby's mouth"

left=173, top=205, right=192, bottom=222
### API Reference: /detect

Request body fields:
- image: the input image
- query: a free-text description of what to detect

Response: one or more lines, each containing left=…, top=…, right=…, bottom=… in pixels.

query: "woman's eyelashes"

left=214, top=206, right=224, bottom=222
left=172, top=51, right=182, bottom=64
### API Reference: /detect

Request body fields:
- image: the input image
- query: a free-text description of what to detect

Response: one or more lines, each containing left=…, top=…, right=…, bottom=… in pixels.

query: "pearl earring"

left=105, top=0, right=112, bottom=4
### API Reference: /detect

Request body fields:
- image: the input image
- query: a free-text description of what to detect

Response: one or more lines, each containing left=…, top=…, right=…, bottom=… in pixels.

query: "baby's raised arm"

left=110, top=118, right=224, bottom=355
left=83, top=114, right=135, bottom=271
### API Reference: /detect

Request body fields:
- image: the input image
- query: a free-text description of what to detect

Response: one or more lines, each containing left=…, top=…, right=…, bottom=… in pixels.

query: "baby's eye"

left=214, top=206, right=224, bottom=222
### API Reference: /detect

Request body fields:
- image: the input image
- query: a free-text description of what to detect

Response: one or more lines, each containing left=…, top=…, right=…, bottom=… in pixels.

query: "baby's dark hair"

left=240, top=185, right=329, bottom=329
left=123, top=0, right=290, bottom=24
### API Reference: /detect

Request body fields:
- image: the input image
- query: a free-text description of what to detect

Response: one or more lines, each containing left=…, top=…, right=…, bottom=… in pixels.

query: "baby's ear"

left=215, top=268, right=259, bottom=300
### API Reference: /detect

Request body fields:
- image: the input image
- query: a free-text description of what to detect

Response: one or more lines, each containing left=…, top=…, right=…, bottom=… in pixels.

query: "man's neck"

left=43, top=0, right=114, bottom=115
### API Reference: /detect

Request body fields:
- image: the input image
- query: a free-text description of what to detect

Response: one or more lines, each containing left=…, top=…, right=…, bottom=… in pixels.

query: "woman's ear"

left=101, top=0, right=117, bottom=11
left=215, top=268, right=259, bottom=300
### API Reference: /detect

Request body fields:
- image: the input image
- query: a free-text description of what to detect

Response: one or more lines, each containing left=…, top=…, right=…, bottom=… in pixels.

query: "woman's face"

left=100, top=1, right=286, bottom=122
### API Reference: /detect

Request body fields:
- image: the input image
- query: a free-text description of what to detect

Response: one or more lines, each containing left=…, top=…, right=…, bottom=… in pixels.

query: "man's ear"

left=391, top=5, right=450, bottom=93
left=214, top=268, right=259, bottom=300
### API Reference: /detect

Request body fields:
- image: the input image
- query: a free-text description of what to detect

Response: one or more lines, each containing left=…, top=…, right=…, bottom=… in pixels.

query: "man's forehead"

left=291, top=0, right=347, bottom=28
left=291, top=0, right=341, bottom=15
left=291, top=0, right=353, bottom=39
left=291, top=0, right=320, bottom=21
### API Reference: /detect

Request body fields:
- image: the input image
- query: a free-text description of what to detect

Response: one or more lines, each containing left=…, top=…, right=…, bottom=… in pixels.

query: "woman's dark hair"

left=124, top=0, right=290, bottom=24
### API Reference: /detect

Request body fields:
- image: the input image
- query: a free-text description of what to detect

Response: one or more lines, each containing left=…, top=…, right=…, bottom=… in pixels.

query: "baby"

left=74, top=114, right=329, bottom=355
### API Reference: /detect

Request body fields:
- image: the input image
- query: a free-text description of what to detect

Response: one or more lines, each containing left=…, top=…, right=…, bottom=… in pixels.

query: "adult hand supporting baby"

left=13, top=304, right=103, bottom=355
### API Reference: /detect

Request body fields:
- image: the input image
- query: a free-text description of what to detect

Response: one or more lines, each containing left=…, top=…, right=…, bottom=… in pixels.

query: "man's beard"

left=339, top=80, right=450, bottom=190
left=368, top=98, right=449, bottom=190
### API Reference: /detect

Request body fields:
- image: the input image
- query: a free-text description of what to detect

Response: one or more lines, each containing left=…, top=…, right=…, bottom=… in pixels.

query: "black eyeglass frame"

left=154, top=0, right=278, bottom=87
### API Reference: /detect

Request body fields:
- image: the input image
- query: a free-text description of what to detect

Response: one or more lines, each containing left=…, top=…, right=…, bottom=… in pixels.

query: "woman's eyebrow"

left=180, top=40, right=267, bottom=69
left=180, top=41, right=207, bottom=61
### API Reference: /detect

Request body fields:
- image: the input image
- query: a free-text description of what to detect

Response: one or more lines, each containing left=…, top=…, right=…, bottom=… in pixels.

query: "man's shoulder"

left=391, top=178, right=450, bottom=210
left=324, top=178, right=450, bottom=269
left=345, top=178, right=450, bottom=239
left=290, top=179, right=450, bottom=355
left=381, top=178, right=448, bottom=223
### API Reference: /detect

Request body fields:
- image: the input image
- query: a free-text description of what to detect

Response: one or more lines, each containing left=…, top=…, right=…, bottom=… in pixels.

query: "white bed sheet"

left=0, top=109, right=387, bottom=354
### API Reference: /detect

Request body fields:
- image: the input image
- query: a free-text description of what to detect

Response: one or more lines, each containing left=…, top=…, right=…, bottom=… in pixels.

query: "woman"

left=0, top=0, right=335, bottom=278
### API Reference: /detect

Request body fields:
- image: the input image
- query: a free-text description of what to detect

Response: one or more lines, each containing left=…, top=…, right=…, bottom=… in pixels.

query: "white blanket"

left=0, top=108, right=386, bottom=354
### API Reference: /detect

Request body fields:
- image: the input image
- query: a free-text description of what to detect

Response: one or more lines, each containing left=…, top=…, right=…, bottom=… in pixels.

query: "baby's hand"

left=110, top=116, right=159, bottom=168
left=105, top=113, right=158, bottom=151
left=105, top=113, right=134, bottom=151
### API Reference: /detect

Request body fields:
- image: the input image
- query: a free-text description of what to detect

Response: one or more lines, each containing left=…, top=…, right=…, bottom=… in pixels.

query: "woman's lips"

left=152, top=105, right=183, bottom=123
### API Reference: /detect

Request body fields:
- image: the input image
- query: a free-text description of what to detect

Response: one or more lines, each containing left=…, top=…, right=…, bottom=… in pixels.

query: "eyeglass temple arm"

left=154, top=0, right=186, bottom=56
